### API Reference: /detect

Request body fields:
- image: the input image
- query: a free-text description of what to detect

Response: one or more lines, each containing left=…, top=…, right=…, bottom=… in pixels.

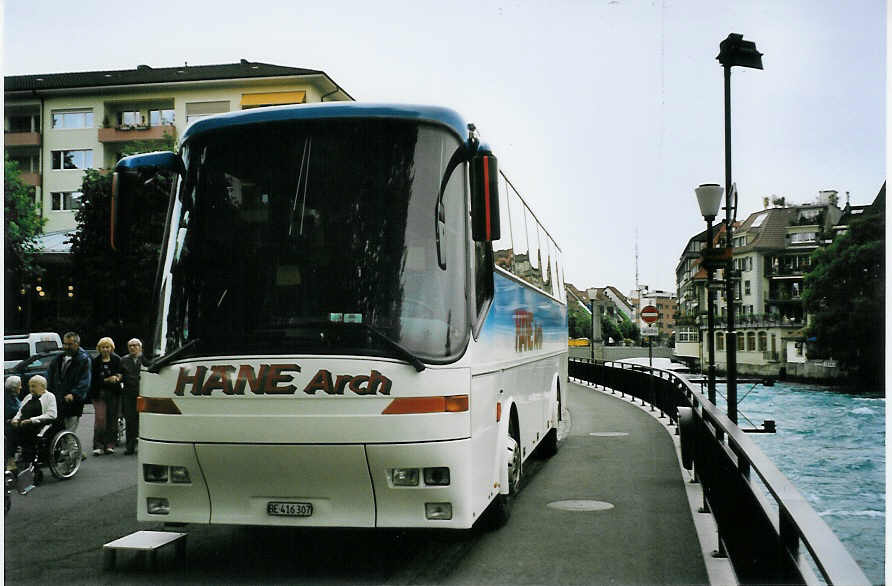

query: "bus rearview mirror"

left=111, top=151, right=183, bottom=251
left=470, top=153, right=501, bottom=242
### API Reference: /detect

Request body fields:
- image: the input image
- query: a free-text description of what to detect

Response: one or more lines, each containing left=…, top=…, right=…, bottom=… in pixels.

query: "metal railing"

left=569, top=358, right=869, bottom=586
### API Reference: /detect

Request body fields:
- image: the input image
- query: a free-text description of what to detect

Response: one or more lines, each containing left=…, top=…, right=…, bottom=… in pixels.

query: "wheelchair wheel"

left=48, top=430, right=81, bottom=480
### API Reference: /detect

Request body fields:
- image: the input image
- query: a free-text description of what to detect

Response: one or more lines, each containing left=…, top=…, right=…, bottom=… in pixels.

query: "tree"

left=4, top=155, right=45, bottom=330
left=802, top=188, right=884, bottom=389
left=67, top=164, right=171, bottom=346
left=618, top=313, right=640, bottom=345
left=568, top=302, right=592, bottom=339
left=601, top=315, right=622, bottom=344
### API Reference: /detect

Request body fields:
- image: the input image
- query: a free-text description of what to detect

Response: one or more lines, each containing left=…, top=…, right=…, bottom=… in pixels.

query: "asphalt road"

left=4, top=385, right=708, bottom=585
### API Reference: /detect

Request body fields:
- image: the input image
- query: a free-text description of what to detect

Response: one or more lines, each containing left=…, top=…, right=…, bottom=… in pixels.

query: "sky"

left=3, top=0, right=886, bottom=296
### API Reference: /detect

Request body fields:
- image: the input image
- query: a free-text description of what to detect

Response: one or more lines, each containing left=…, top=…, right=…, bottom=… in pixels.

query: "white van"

left=3, top=332, right=63, bottom=369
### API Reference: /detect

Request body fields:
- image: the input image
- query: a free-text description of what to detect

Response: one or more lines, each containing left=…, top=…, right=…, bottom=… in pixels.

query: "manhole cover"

left=589, top=432, right=629, bottom=437
left=547, top=500, right=614, bottom=512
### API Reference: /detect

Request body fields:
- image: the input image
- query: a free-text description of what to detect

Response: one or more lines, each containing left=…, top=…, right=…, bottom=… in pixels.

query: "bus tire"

left=537, top=427, right=558, bottom=458
left=483, top=415, right=521, bottom=529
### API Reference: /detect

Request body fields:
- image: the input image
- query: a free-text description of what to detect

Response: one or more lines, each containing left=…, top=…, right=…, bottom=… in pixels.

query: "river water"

left=708, top=380, right=885, bottom=585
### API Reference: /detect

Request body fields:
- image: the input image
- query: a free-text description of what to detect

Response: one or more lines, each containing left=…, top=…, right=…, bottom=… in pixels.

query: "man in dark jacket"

left=47, top=331, right=92, bottom=432
left=120, top=338, right=143, bottom=455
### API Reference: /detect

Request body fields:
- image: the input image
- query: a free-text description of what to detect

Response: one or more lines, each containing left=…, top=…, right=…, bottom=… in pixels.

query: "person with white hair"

left=6, top=375, right=58, bottom=471
left=90, top=337, right=122, bottom=456
left=5, top=376, right=22, bottom=422
left=120, top=338, right=143, bottom=455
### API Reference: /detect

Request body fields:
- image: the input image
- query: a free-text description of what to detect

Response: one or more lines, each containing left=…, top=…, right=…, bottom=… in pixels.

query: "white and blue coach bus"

left=112, top=102, right=567, bottom=529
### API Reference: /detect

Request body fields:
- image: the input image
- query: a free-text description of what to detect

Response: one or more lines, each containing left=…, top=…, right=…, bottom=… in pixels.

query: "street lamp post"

left=716, top=33, right=763, bottom=424
left=695, top=184, right=724, bottom=405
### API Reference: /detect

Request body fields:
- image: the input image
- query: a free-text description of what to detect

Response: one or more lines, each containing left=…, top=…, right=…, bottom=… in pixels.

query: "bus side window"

left=492, top=173, right=514, bottom=273
left=473, top=241, right=494, bottom=325
left=541, top=238, right=554, bottom=296
left=526, top=212, right=542, bottom=289
left=509, top=186, right=529, bottom=280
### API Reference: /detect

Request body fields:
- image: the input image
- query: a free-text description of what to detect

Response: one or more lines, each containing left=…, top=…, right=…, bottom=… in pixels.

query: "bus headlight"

left=144, top=464, right=168, bottom=483
left=425, top=502, right=453, bottom=520
left=147, top=497, right=170, bottom=515
left=170, top=466, right=191, bottom=484
left=423, top=467, right=450, bottom=486
left=391, top=468, right=420, bottom=486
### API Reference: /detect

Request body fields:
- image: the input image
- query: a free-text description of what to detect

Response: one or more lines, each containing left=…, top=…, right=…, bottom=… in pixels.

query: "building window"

left=51, top=149, right=93, bottom=170
left=758, top=331, right=767, bottom=352
left=149, top=109, right=175, bottom=126
left=747, top=331, right=756, bottom=351
left=185, top=101, right=230, bottom=125
left=9, top=154, right=38, bottom=173
left=51, top=109, right=94, bottom=129
left=737, top=331, right=744, bottom=349
left=8, top=114, right=39, bottom=132
left=118, top=111, right=144, bottom=127
left=51, top=191, right=83, bottom=211
left=716, top=332, right=724, bottom=351
left=744, top=280, right=751, bottom=296
left=791, top=232, right=816, bottom=244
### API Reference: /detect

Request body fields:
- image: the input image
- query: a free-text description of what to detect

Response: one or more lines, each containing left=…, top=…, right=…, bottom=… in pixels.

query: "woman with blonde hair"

left=90, top=337, right=122, bottom=455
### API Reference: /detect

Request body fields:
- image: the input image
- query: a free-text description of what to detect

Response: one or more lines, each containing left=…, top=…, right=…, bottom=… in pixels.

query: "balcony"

left=98, top=124, right=176, bottom=144
left=766, top=295, right=802, bottom=304
left=711, top=314, right=804, bottom=329
left=4, top=131, right=41, bottom=147
left=764, top=265, right=809, bottom=278
left=19, top=172, right=41, bottom=187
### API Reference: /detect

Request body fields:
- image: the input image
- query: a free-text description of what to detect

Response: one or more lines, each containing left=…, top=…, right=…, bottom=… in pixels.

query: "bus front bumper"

left=137, top=437, right=485, bottom=529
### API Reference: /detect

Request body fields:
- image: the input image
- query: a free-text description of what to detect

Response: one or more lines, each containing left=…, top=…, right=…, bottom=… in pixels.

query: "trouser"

left=93, top=391, right=120, bottom=449
left=5, top=422, right=39, bottom=463
left=122, top=392, right=138, bottom=451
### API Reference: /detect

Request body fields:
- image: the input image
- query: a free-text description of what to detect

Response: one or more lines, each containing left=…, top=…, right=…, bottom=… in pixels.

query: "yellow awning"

left=240, top=91, right=306, bottom=108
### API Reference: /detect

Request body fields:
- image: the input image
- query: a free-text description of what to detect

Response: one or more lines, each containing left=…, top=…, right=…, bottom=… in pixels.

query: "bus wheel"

left=484, top=417, right=520, bottom=529
left=538, top=427, right=559, bottom=458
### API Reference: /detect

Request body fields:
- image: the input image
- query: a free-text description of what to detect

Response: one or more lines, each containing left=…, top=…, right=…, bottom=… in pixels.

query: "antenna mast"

left=634, top=227, right=640, bottom=294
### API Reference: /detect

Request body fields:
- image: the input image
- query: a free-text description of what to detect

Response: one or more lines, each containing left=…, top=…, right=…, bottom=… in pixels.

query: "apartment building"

left=5, top=60, right=352, bottom=234
left=5, top=60, right=352, bottom=333
left=672, top=191, right=845, bottom=376
left=586, top=286, right=634, bottom=323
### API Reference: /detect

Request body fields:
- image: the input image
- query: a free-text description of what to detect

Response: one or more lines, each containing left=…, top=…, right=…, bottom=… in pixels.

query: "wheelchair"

left=11, top=418, right=82, bottom=485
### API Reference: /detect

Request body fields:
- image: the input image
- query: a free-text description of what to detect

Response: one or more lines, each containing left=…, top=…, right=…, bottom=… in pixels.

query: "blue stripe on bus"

left=478, top=272, right=567, bottom=358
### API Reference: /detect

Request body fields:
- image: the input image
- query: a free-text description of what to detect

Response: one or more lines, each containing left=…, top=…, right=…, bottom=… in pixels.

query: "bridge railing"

left=569, top=358, right=870, bottom=586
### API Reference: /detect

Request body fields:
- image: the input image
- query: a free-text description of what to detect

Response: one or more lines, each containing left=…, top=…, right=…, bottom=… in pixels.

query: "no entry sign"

left=640, top=305, right=659, bottom=324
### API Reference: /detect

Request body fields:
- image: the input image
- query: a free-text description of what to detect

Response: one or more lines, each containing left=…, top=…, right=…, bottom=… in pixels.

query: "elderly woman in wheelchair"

left=5, top=375, right=82, bottom=485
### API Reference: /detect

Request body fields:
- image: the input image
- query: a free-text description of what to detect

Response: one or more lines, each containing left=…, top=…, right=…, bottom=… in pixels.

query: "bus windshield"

left=154, top=119, right=470, bottom=364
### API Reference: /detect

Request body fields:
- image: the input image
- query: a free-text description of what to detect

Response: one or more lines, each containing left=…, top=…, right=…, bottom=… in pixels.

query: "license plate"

left=267, top=501, right=313, bottom=517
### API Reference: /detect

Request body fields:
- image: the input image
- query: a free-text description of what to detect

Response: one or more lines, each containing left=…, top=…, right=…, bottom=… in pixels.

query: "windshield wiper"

left=147, top=338, right=201, bottom=374
left=354, top=324, right=426, bottom=372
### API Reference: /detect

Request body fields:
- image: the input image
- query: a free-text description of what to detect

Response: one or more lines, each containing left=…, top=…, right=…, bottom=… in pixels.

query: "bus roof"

left=181, top=102, right=471, bottom=144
